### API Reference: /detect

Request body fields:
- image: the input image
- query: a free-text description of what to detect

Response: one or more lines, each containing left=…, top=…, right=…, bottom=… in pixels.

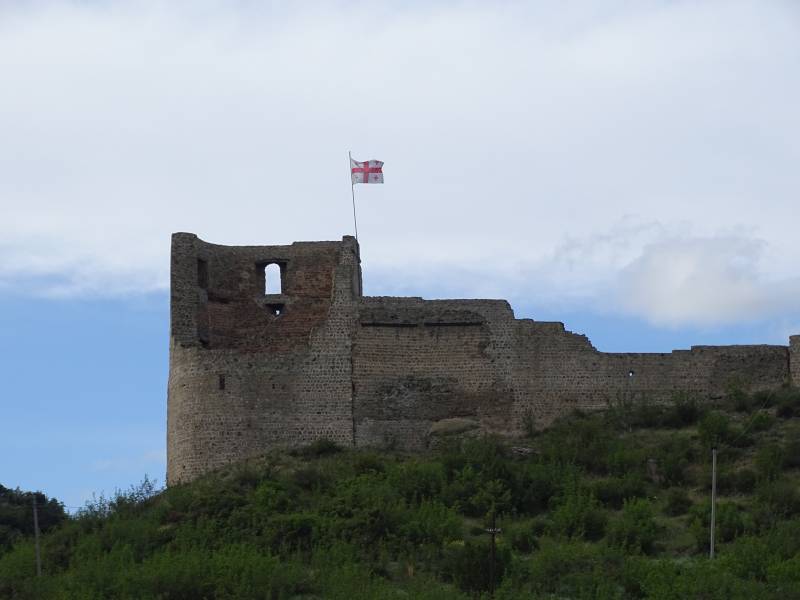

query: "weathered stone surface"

left=167, top=234, right=797, bottom=485
left=429, top=418, right=481, bottom=437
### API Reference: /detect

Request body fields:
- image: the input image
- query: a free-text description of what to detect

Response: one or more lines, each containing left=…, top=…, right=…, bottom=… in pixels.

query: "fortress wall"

left=512, top=320, right=790, bottom=428
left=167, top=235, right=360, bottom=484
left=167, top=233, right=798, bottom=485
left=352, top=298, right=517, bottom=449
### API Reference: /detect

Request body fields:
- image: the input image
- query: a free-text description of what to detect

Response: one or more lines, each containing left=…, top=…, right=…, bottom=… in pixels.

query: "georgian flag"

left=350, top=158, right=384, bottom=184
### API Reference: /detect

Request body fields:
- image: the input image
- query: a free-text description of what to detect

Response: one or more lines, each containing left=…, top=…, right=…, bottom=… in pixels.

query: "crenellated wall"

left=167, top=233, right=796, bottom=484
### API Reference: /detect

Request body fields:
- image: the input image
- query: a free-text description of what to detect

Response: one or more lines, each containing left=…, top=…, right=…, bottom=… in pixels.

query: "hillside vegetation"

left=3, top=386, right=800, bottom=599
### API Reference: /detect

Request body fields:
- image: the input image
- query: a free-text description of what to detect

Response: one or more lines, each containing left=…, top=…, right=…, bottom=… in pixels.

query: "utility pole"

left=710, top=447, right=717, bottom=559
left=485, top=510, right=502, bottom=597
left=32, top=496, right=42, bottom=577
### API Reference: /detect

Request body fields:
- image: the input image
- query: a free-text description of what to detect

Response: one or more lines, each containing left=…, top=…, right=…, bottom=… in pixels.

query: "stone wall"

left=791, top=336, right=800, bottom=387
left=167, top=233, right=797, bottom=484
left=352, top=297, right=516, bottom=449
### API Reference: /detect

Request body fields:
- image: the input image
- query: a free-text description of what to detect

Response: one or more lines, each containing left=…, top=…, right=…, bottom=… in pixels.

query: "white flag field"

left=350, top=158, right=384, bottom=184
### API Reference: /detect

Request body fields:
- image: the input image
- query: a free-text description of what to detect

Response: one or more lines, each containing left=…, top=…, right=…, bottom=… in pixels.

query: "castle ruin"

left=167, top=233, right=799, bottom=484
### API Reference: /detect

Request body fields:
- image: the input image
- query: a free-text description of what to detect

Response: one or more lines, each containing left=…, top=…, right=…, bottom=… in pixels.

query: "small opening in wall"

left=197, top=259, right=208, bottom=290
left=218, top=374, right=226, bottom=390
left=267, top=303, right=284, bottom=317
left=264, top=263, right=282, bottom=295
left=628, top=370, right=635, bottom=378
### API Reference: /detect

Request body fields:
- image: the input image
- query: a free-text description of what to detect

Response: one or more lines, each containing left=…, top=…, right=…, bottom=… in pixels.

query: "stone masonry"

left=167, top=234, right=799, bottom=484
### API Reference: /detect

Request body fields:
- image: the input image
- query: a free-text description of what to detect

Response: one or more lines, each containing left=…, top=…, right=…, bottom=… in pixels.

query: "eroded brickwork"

left=167, top=233, right=798, bottom=484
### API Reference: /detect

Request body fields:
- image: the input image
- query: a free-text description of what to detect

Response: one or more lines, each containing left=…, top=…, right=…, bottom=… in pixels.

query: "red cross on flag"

left=350, top=157, right=384, bottom=184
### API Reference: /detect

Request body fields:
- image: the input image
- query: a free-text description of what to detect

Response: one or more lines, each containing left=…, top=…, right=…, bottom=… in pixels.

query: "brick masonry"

left=167, top=234, right=798, bottom=484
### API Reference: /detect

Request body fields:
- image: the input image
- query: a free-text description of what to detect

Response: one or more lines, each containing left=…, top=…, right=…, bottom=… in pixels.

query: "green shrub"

left=772, top=387, right=800, bottom=419
left=755, top=444, right=785, bottom=481
left=698, top=412, right=731, bottom=448
left=352, top=453, right=386, bottom=475
left=400, top=500, right=461, bottom=547
left=550, top=481, right=607, bottom=541
left=442, top=539, right=510, bottom=593
left=593, top=475, right=647, bottom=509
left=749, top=412, right=774, bottom=433
left=293, top=467, right=332, bottom=491
left=628, top=401, right=665, bottom=429
left=514, top=462, right=572, bottom=514
left=518, top=538, right=619, bottom=598
left=783, top=439, right=800, bottom=469
left=388, top=461, right=445, bottom=503
left=664, top=488, right=692, bottom=516
left=776, top=401, right=796, bottom=419
left=690, top=501, right=752, bottom=551
left=505, top=519, right=540, bottom=553
left=655, top=435, right=695, bottom=487
left=730, top=387, right=752, bottom=412
left=295, top=438, right=343, bottom=458
left=750, top=389, right=778, bottom=409
left=721, top=536, right=771, bottom=581
left=731, top=469, right=757, bottom=494
left=756, top=479, right=800, bottom=523
left=538, top=418, right=613, bottom=474
left=664, top=393, right=703, bottom=427
left=608, top=498, right=660, bottom=554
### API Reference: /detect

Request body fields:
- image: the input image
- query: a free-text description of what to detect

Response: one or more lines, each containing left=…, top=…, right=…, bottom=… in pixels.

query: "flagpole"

left=349, top=151, right=359, bottom=240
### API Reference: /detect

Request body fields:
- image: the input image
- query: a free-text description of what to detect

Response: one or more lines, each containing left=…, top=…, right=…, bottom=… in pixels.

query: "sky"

left=1, top=0, right=799, bottom=509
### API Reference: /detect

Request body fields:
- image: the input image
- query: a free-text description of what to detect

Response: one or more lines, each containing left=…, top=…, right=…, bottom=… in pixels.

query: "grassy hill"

left=2, top=386, right=800, bottom=599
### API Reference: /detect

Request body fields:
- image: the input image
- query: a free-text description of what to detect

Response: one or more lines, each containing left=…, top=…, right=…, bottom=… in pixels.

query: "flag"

left=350, top=158, right=384, bottom=184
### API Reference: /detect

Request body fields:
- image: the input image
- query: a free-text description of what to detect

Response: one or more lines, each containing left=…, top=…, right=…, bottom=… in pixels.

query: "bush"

left=293, top=467, right=331, bottom=491
left=731, top=469, right=757, bottom=494
left=664, top=488, right=692, bottom=516
left=756, top=479, right=800, bottom=522
left=442, top=539, right=510, bottom=593
left=664, top=393, right=703, bottom=427
left=690, top=501, right=752, bottom=551
left=506, top=519, right=540, bottom=553
left=538, top=418, right=614, bottom=474
left=730, top=388, right=753, bottom=412
left=400, top=501, right=461, bottom=546
left=655, top=435, right=695, bottom=487
left=388, top=461, right=445, bottom=503
left=749, top=412, right=774, bottom=433
left=518, top=539, right=617, bottom=598
left=698, top=412, right=731, bottom=448
left=514, top=462, right=566, bottom=514
left=593, top=475, right=647, bottom=509
left=608, top=498, right=660, bottom=554
left=783, top=439, right=800, bottom=469
left=352, top=453, right=386, bottom=475
left=755, top=444, right=785, bottom=481
left=550, top=481, right=607, bottom=541
left=750, top=389, right=778, bottom=410
left=772, top=387, right=800, bottom=419
left=295, top=438, right=343, bottom=459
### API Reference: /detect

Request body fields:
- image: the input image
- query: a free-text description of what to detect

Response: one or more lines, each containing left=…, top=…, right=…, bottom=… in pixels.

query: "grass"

left=2, top=385, right=800, bottom=599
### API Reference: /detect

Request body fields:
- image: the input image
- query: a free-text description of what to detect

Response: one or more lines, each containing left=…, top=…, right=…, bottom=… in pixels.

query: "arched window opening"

left=264, top=263, right=282, bottom=295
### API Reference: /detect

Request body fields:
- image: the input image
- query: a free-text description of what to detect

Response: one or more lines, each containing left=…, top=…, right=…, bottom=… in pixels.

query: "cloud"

left=0, top=0, right=798, bottom=327
left=613, top=233, right=800, bottom=327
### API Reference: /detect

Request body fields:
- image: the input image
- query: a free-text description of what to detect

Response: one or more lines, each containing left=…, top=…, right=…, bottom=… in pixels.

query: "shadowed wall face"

left=167, top=234, right=796, bottom=485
